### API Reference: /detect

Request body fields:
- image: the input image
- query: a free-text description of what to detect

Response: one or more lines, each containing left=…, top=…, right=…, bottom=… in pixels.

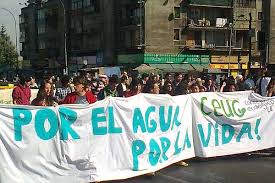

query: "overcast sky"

left=0, top=0, right=27, bottom=51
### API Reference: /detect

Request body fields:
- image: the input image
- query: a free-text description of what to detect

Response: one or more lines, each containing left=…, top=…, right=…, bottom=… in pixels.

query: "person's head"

left=61, top=75, right=71, bottom=87
left=30, top=77, right=36, bottom=84
left=150, top=82, right=160, bottom=94
left=206, top=78, right=213, bottom=86
left=191, top=83, right=200, bottom=93
left=185, top=74, right=192, bottom=83
left=37, top=80, right=54, bottom=98
left=144, top=80, right=160, bottom=94
left=130, top=78, right=143, bottom=93
left=122, top=71, right=128, bottom=77
left=165, top=73, right=172, bottom=82
left=174, top=73, right=183, bottom=82
left=108, top=76, right=119, bottom=91
left=263, top=70, right=272, bottom=77
left=225, top=81, right=238, bottom=92
left=120, top=75, right=128, bottom=84
left=43, top=81, right=54, bottom=96
left=19, top=75, right=32, bottom=87
left=236, top=75, right=243, bottom=82
left=199, top=86, right=206, bottom=92
left=73, top=76, right=87, bottom=95
left=150, top=74, right=158, bottom=82
left=228, top=84, right=237, bottom=92
left=141, top=73, right=149, bottom=81
left=267, top=79, right=275, bottom=91
left=163, top=81, right=173, bottom=94
left=196, top=78, right=203, bottom=86
left=99, top=74, right=108, bottom=85
left=175, top=82, right=188, bottom=95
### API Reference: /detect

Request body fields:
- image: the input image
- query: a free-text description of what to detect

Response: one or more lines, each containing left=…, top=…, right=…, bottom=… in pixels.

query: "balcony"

left=120, top=16, right=141, bottom=27
left=19, top=35, right=25, bottom=43
left=186, top=18, right=230, bottom=30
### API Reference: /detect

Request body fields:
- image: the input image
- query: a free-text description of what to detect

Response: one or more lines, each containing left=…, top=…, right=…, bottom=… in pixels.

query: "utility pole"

left=248, top=12, right=252, bottom=73
left=138, top=0, right=144, bottom=49
left=58, top=0, right=68, bottom=75
left=228, top=23, right=233, bottom=77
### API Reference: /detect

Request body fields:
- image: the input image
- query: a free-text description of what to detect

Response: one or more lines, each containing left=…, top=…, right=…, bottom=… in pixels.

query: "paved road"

left=112, top=149, right=275, bottom=183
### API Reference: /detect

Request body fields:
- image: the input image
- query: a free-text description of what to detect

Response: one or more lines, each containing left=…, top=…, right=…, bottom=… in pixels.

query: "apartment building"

left=20, top=0, right=114, bottom=73
left=263, top=0, right=275, bottom=70
left=20, top=0, right=264, bottom=75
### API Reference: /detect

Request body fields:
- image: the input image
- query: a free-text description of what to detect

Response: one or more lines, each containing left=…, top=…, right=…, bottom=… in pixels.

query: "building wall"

left=144, top=0, right=181, bottom=54
left=269, top=0, right=275, bottom=65
left=20, top=6, right=37, bottom=66
left=102, top=0, right=115, bottom=65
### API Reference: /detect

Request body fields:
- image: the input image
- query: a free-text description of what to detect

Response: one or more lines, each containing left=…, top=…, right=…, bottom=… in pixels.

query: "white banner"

left=0, top=92, right=274, bottom=183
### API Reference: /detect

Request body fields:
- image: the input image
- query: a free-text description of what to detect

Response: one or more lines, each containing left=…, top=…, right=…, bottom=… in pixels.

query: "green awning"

left=188, top=0, right=232, bottom=7
left=117, top=54, right=144, bottom=64
left=192, top=64, right=209, bottom=72
left=150, top=64, right=208, bottom=73
left=145, top=53, right=210, bottom=64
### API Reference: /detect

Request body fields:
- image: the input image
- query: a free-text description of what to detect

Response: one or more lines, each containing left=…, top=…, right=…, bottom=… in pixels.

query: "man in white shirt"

left=256, top=71, right=272, bottom=97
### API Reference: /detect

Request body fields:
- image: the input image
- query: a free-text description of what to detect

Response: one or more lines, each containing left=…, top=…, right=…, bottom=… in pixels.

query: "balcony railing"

left=120, top=16, right=140, bottom=26
left=186, top=18, right=231, bottom=29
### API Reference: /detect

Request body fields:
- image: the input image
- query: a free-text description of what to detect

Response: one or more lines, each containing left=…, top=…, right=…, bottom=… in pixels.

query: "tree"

left=0, top=24, right=18, bottom=70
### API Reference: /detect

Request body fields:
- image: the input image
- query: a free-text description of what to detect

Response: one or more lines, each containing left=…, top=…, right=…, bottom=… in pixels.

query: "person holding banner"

left=267, top=79, right=275, bottom=97
left=124, top=78, right=143, bottom=97
left=63, top=76, right=96, bottom=104
left=144, top=80, right=160, bottom=94
left=31, top=80, right=58, bottom=106
left=97, top=76, right=119, bottom=100
left=12, top=75, right=32, bottom=105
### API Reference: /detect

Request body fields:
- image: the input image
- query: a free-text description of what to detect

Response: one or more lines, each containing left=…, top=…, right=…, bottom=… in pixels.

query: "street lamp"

left=0, top=8, right=18, bottom=70
left=137, top=0, right=145, bottom=49
left=248, top=12, right=252, bottom=73
left=58, top=0, right=68, bottom=75
left=228, top=23, right=233, bottom=77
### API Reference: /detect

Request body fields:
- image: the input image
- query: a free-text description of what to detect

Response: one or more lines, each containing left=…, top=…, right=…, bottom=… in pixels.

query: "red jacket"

left=12, top=84, right=31, bottom=105
left=62, top=91, right=96, bottom=104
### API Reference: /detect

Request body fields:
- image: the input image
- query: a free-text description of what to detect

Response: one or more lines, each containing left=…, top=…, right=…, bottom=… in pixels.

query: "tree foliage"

left=0, top=24, right=18, bottom=69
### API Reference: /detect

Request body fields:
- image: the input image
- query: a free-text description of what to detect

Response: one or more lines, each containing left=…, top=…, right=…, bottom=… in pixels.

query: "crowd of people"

left=11, top=70, right=275, bottom=106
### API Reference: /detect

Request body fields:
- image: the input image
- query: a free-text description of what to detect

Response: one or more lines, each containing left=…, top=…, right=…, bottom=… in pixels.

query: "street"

left=114, top=149, right=275, bottom=183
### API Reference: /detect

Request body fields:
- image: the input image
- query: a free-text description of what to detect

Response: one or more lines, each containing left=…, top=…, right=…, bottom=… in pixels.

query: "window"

left=38, top=24, right=46, bottom=34
left=258, top=12, right=263, bottom=20
left=205, top=31, right=226, bottom=47
left=71, top=37, right=82, bottom=50
left=236, top=0, right=256, bottom=8
left=174, top=7, right=181, bottom=19
left=38, top=40, right=46, bottom=49
left=72, top=0, right=82, bottom=10
left=19, top=15, right=25, bottom=24
left=20, top=31, right=25, bottom=42
left=119, top=31, right=125, bottom=42
left=188, top=7, right=201, bottom=25
left=83, top=0, right=91, bottom=7
left=71, top=18, right=82, bottom=33
left=83, top=0, right=100, bottom=13
left=37, top=9, right=45, bottom=20
left=174, top=29, right=180, bottom=40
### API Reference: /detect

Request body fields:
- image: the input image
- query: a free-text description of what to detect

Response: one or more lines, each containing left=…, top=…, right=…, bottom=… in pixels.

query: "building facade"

left=263, top=0, right=275, bottom=70
left=20, top=0, right=69, bottom=73
left=20, top=0, right=115, bottom=73
left=117, top=0, right=263, bottom=75
left=20, top=0, right=264, bottom=75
